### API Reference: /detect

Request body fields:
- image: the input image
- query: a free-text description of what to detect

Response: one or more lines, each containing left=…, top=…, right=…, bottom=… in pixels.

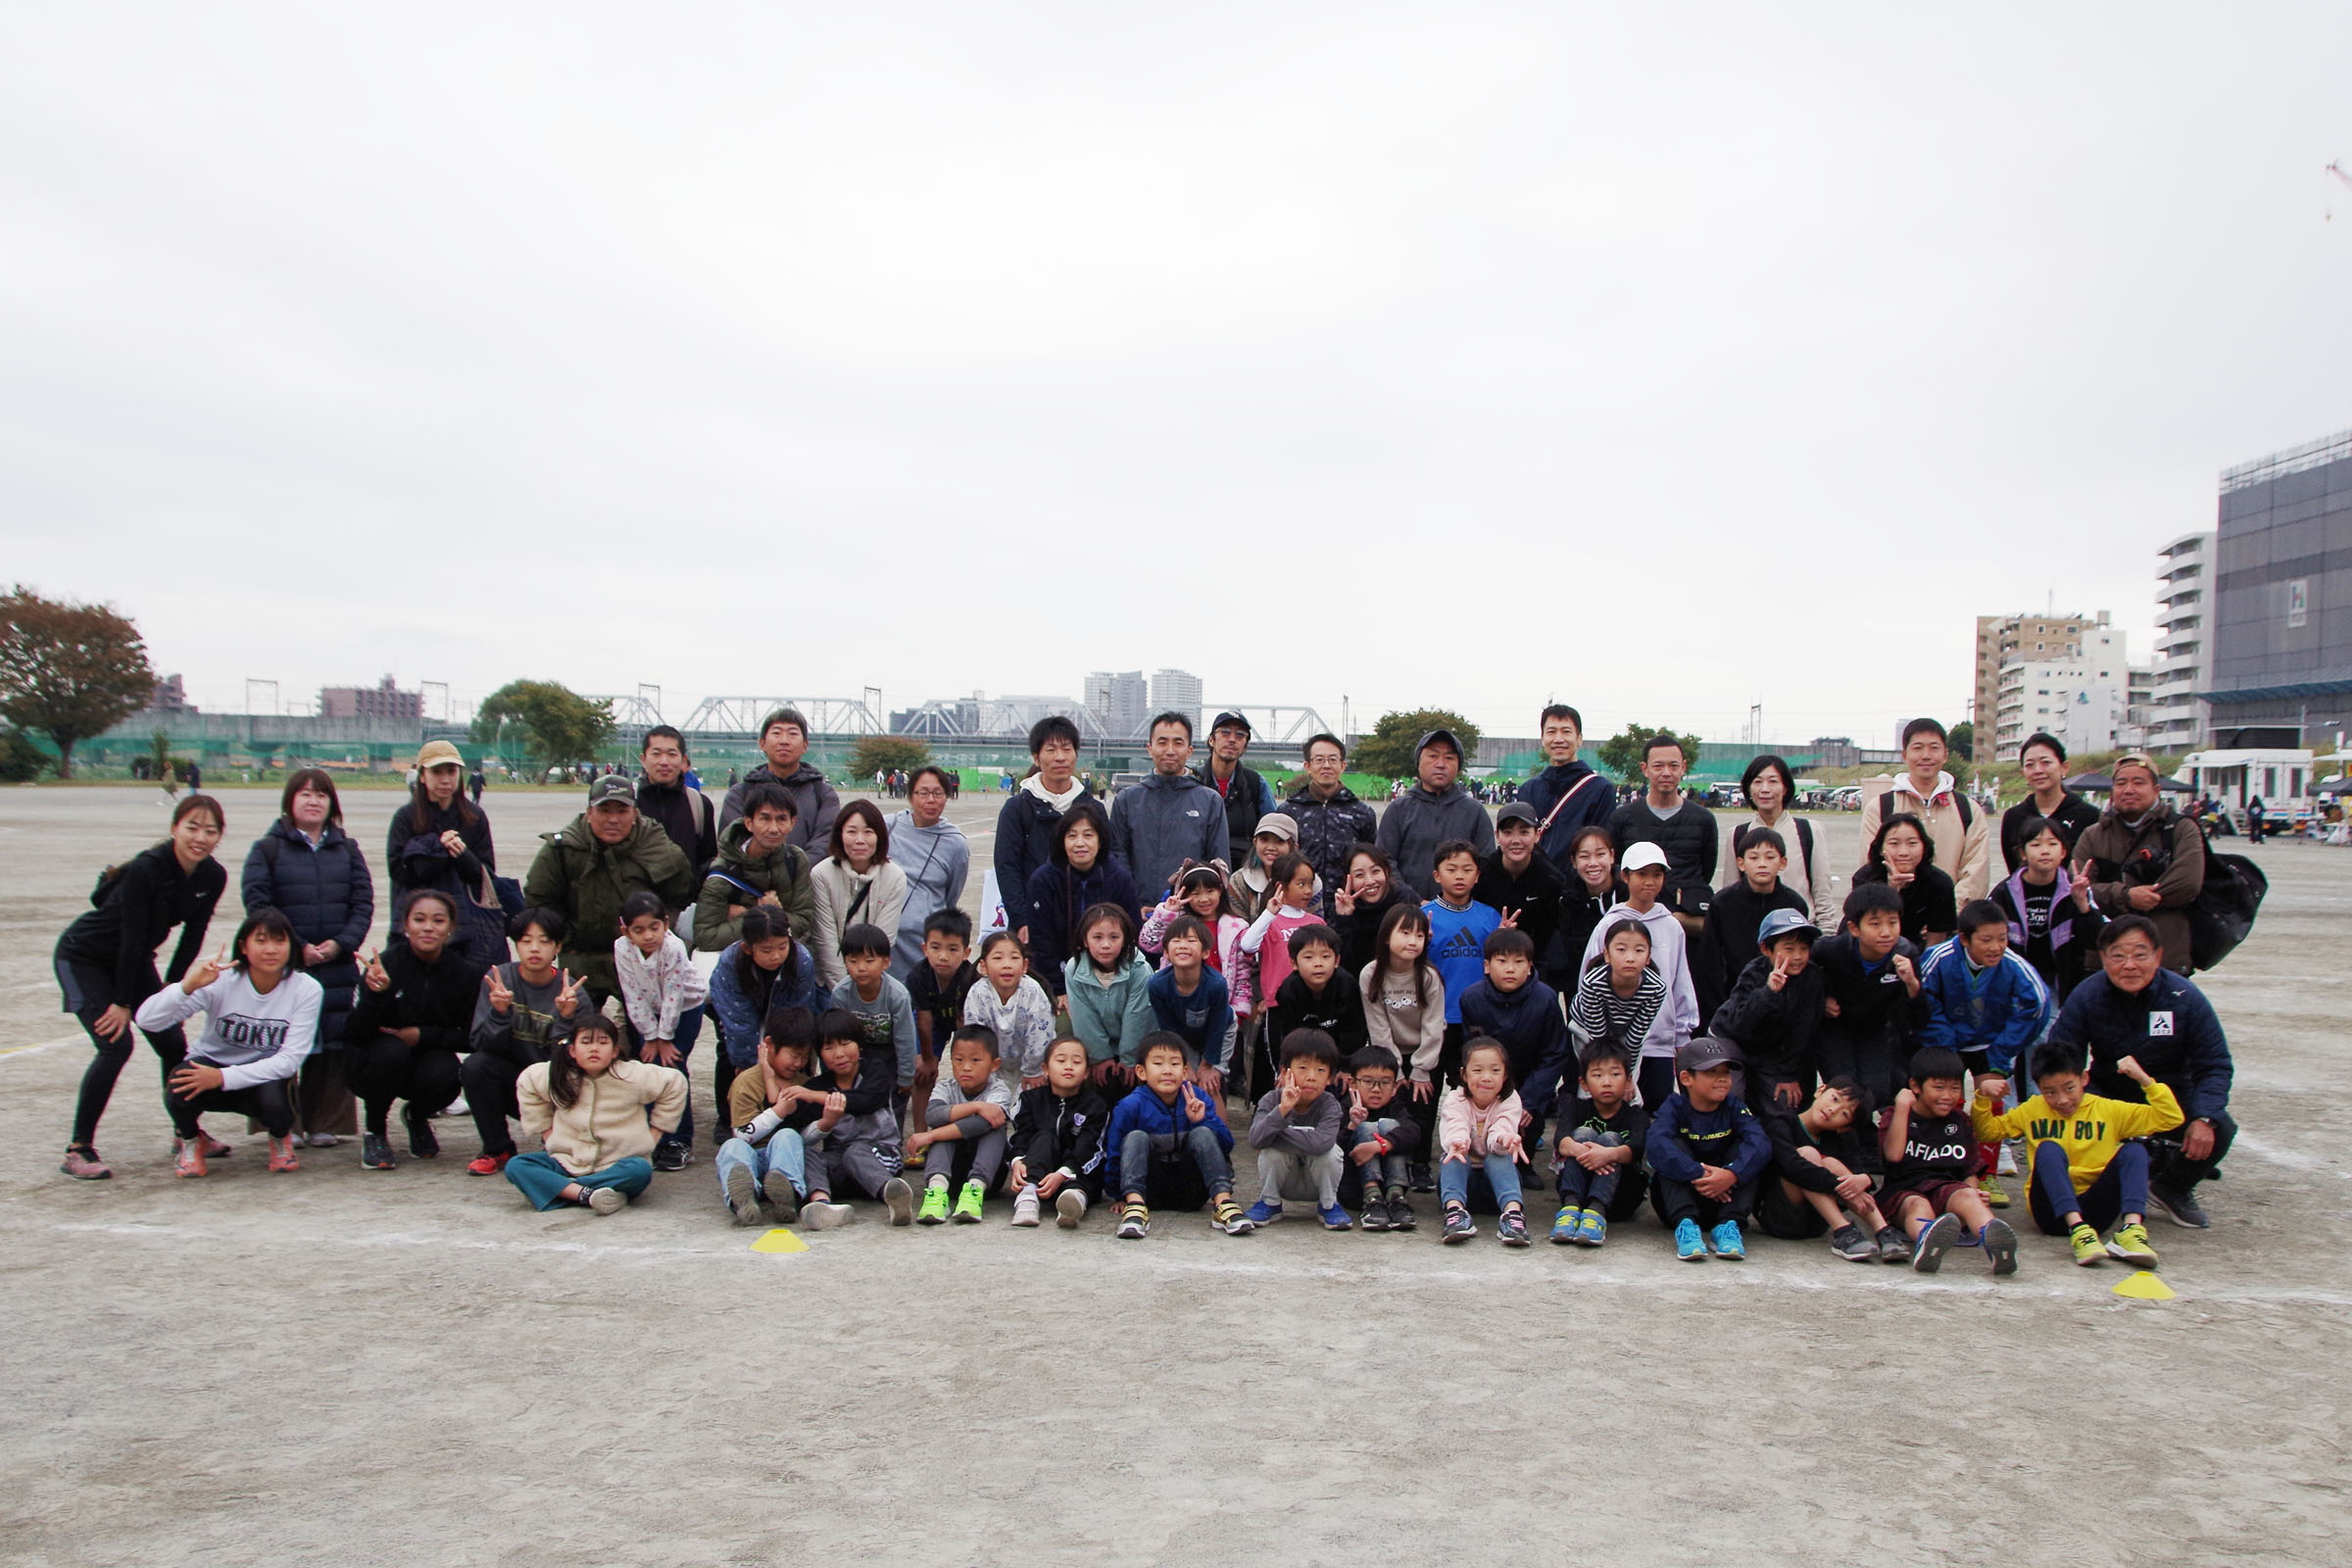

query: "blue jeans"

left=1554, top=1131, right=1626, bottom=1210
left=648, top=1004, right=704, bottom=1151
left=1117, top=1125, right=1232, bottom=1206
left=715, top=1129, right=807, bottom=1201
left=506, top=1151, right=654, bottom=1211
left=2030, top=1139, right=2148, bottom=1235
left=1442, top=1152, right=1522, bottom=1210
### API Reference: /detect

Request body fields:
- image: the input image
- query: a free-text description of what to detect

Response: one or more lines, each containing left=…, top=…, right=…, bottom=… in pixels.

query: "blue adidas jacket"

left=1916, top=940, right=2051, bottom=1075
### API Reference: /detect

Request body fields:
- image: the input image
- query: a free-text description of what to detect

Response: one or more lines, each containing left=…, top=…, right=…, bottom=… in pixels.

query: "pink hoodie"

left=1438, top=1085, right=1525, bottom=1163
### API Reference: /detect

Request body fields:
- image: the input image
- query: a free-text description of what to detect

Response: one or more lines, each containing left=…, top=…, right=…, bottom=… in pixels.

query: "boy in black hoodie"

left=1007, top=1035, right=1109, bottom=1229
left=1267, top=924, right=1368, bottom=1060
left=1456, top=928, right=1573, bottom=1148
left=1696, top=828, right=1806, bottom=1029
left=1810, top=883, right=1927, bottom=1129
left=1708, top=908, right=1825, bottom=1114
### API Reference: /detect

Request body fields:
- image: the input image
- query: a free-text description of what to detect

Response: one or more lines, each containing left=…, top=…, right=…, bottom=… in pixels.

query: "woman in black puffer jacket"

left=242, top=768, right=374, bottom=1146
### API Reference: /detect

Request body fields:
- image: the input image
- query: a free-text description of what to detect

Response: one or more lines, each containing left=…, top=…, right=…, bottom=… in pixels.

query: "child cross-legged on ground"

left=1104, top=1033, right=1254, bottom=1239
left=1548, top=1045, right=1648, bottom=1248
left=1244, top=1029, right=1350, bottom=1231
left=1008, top=1035, right=1111, bottom=1229
left=1880, top=1046, right=2018, bottom=1275
left=1644, top=1038, right=1771, bottom=1262
left=908, top=1024, right=1018, bottom=1225
left=1436, top=1037, right=1532, bottom=1248
left=1973, top=1044, right=2180, bottom=1268
left=508, top=1013, right=687, bottom=1216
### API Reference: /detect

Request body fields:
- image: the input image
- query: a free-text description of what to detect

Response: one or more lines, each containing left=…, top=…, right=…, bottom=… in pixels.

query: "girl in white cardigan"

left=612, top=892, right=708, bottom=1170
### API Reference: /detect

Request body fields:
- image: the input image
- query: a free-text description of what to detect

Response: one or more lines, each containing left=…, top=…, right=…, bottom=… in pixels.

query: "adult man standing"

left=995, top=715, right=1098, bottom=947
left=1194, top=711, right=1277, bottom=868
left=1517, top=704, right=1613, bottom=877
left=717, top=708, right=840, bottom=851
left=633, top=725, right=718, bottom=889
left=1282, top=732, right=1377, bottom=897
left=1607, top=734, right=1717, bottom=940
left=2047, top=915, right=2235, bottom=1228
left=522, top=775, right=695, bottom=1004
left=1112, top=712, right=1228, bottom=900
left=2073, top=754, right=2205, bottom=974
left=1856, top=718, right=1991, bottom=904
left=1375, top=728, right=1494, bottom=900
left=2000, top=731, right=2101, bottom=873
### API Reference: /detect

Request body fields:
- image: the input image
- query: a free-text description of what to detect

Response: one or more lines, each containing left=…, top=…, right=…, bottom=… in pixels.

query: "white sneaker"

left=1055, top=1188, right=1088, bottom=1229
left=1010, top=1186, right=1042, bottom=1227
left=1996, top=1143, right=2019, bottom=1177
left=437, top=1096, right=469, bottom=1119
left=802, top=1201, right=855, bottom=1230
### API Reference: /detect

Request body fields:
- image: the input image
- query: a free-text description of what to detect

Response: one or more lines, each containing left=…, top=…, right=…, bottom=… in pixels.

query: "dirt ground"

left=1, top=780, right=2345, bottom=1567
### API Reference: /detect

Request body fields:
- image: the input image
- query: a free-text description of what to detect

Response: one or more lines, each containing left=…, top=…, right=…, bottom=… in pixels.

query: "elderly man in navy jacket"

left=2048, top=914, right=2235, bottom=1229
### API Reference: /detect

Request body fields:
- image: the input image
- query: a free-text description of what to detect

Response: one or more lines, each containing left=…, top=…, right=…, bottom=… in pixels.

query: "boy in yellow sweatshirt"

left=1973, top=1043, right=2180, bottom=1268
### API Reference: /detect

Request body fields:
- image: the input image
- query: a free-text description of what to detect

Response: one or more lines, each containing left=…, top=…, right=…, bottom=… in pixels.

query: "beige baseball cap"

left=416, top=740, right=464, bottom=770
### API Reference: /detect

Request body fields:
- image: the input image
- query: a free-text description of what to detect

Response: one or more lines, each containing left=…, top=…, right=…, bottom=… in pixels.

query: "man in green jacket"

left=523, top=775, right=695, bottom=1004
left=692, top=780, right=816, bottom=952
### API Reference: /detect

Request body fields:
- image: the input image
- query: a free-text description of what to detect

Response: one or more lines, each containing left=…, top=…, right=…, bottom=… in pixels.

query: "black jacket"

left=993, top=785, right=1100, bottom=936
left=347, top=940, right=488, bottom=1054
left=1283, top=786, right=1378, bottom=898
left=1695, top=880, right=1806, bottom=1029
left=2051, top=970, right=2232, bottom=1123
left=1474, top=854, right=1567, bottom=981
left=1195, top=760, right=1272, bottom=867
left=1608, top=799, right=1718, bottom=914
left=1764, top=1108, right=1865, bottom=1194
left=1334, top=886, right=1417, bottom=977
left=634, top=778, right=718, bottom=884
left=55, top=843, right=225, bottom=1002
left=1999, top=792, right=2103, bottom=875
left=1269, top=970, right=1369, bottom=1058
left=1457, top=976, right=1573, bottom=1119
left=386, top=796, right=495, bottom=897
left=1011, top=1083, right=1111, bottom=1182
left=1811, top=933, right=1928, bottom=1052
left=241, top=820, right=375, bottom=1047
left=1519, top=761, right=1615, bottom=873
left=1711, top=954, right=1824, bottom=1082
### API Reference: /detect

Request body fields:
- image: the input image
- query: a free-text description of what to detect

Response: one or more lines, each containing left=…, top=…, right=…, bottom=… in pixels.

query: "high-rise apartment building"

left=1148, top=668, right=1203, bottom=732
left=2148, top=531, right=2214, bottom=750
left=1973, top=612, right=2107, bottom=732
left=1084, top=671, right=1150, bottom=738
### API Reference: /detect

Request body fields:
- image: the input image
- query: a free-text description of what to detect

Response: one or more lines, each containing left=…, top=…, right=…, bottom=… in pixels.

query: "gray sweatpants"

left=923, top=1117, right=1008, bottom=1190
left=1257, top=1144, right=1343, bottom=1208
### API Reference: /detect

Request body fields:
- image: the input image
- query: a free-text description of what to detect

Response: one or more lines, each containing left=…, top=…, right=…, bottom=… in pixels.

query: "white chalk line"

left=0, top=1034, right=80, bottom=1059
left=51, top=1220, right=756, bottom=1265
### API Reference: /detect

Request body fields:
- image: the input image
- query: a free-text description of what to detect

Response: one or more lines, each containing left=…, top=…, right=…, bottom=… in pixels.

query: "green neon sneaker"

left=916, top=1181, right=952, bottom=1225
left=953, top=1180, right=986, bottom=1223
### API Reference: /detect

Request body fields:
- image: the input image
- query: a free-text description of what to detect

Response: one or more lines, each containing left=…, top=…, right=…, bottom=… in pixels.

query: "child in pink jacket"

left=1437, top=1036, right=1529, bottom=1248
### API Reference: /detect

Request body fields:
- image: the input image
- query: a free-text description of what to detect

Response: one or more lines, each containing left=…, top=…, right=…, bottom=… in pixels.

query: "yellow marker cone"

left=751, top=1228, right=808, bottom=1254
left=2112, top=1272, right=2175, bottom=1300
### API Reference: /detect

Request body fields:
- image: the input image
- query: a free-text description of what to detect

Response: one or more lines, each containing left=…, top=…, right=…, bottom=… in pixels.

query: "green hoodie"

left=693, top=817, right=815, bottom=953
left=521, top=814, right=694, bottom=996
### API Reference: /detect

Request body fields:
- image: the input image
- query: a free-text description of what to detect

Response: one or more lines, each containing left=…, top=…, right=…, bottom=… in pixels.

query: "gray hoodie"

left=1110, top=770, right=1227, bottom=902
left=1376, top=784, right=1495, bottom=900
left=885, top=808, right=971, bottom=979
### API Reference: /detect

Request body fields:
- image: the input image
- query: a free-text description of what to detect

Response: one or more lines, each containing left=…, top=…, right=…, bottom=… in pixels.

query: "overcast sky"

left=6, top=6, right=2350, bottom=747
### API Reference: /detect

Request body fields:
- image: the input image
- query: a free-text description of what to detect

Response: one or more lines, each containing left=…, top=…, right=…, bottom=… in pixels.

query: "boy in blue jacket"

left=1105, top=1032, right=1254, bottom=1239
left=1918, top=900, right=2052, bottom=1208
left=1457, top=927, right=1573, bottom=1147
left=1644, top=1038, right=1772, bottom=1262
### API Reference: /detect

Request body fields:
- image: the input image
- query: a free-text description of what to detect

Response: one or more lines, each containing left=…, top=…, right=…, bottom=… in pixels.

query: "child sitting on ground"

left=1919, top=900, right=2054, bottom=1210
left=1008, top=1034, right=1110, bottom=1229
left=1548, top=1044, right=1649, bottom=1248
left=1341, top=1046, right=1422, bottom=1232
left=613, top=891, right=710, bottom=1171
left=1267, top=924, right=1369, bottom=1062
left=1708, top=907, right=1826, bottom=1113
left=1757, top=1077, right=1904, bottom=1263
left=908, top=1024, right=1019, bottom=1225
left=466, top=907, right=584, bottom=1175
left=802, top=1007, right=912, bottom=1226
left=717, top=1004, right=829, bottom=1227
left=1064, top=904, right=1157, bottom=1090
left=1457, top=926, right=1573, bottom=1150
left=1972, top=1044, right=2180, bottom=1268
left=1881, top=1046, right=2018, bottom=1275
left=1104, top=1033, right=1253, bottom=1238
left=1146, top=913, right=1234, bottom=1097
left=1244, top=1029, right=1349, bottom=1230
left=904, top=908, right=977, bottom=1136
left=960, top=930, right=1057, bottom=1089
left=1437, top=1036, right=1531, bottom=1247
left=509, top=1013, right=687, bottom=1216
left=1643, top=1038, right=1771, bottom=1262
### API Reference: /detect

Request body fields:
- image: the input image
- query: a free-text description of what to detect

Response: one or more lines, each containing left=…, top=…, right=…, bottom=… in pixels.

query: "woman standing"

left=242, top=768, right=374, bottom=1146
left=53, top=794, right=229, bottom=1179
left=886, top=766, right=970, bottom=980
left=347, top=889, right=489, bottom=1170
left=808, top=801, right=908, bottom=990
left=387, top=739, right=500, bottom=963
left=1724, top=755, right=1837, bottom=932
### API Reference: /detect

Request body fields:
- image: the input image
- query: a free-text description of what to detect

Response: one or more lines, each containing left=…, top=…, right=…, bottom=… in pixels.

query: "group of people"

left=50, top=703, right=2239, bottom=1278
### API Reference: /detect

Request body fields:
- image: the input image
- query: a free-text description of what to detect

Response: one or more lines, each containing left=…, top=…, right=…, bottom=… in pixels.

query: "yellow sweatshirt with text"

left=1972, top=1083, right=2182, bottom=1195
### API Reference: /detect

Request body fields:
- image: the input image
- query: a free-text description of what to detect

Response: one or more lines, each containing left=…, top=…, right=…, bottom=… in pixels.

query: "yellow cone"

left=2112, top=1272, right=2175, bottom=1300
left=751, top=1228, right=808, bottom=1254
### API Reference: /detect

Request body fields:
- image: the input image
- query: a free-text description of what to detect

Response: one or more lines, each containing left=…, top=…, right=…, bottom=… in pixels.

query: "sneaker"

left=172, top=1138, right=207, bottom=1179
left=1409, top=1162, right=1436, bottom=1194
left=267, top=1136, right=300, bottom=1173
left=1387, top=1190, right=1417, bottom=1231
left=1318, top=1201, right=1353, bottom=1231
left=302, top=1131, right=340, bottom=1149
left=1243, top=1198, right=1284, bottom=1227
left=1674, top=1218, right=1706, bottom=1261
left=361, top=1133, right=395, bottom=1170
left=1359, top=1198, right=1391, bottom=1232
left=1830, top=1224, right=1876, bottom=1262
left=802, top=1200, right=853, bottom=1230
left=954, top=1180, right=986, bottom=1223
left=1875, top=1225, right=1909, bottom=1264
left=883, top=1177, right=916, bottom=1226
left=916, top=1181, right=952, bottom=1224
left=197, top=1133, right=233, bottom=1159
left=1010, top=1187, right=1042, bottom=1227
left=1983, top=1217, right=2019, bottom=1276
left=2148, top=1183, right=2210, bottom=1229
left=1708, top=1220, right=1745, bottom=1259
left=760, top=1170, right=800, bottom=1223
left=1055, top=1188, right=1088, bottom=1229
left=466, top=1152, right=512, bottom=1177
left=60, top=1147, right=111, bottom=1181
left=405, top=1112, right=439, bottom=1160
left=1214, top=1196, right=1255, bottom=1235
left=1442, top=1203, right=1476, bottom=1244
left=1976, top=1175, right=2010, bottom=1209
left=2070, top=1223, right=2106, bottom=1266
left=1912, top=1213, right=1963, bottom=1273
left=1996, top=1142, right=2019, bottom=1177
left=586, top=1186, right=626, bottom=1215
left=1575, top=1208, right=1607, bottom=1247
left=1550, top=1204, right=1584, bottom=1245
left=723, top=1165, right=762, bottom=1226
left=2104, top=1221, right=2160, bottom=1267
left=1117, top=1200, right=1151, bottom=1240
left=1496, top=1208, right=1530, bottom=1247
left=653, top=1143, right=690, bottom=1173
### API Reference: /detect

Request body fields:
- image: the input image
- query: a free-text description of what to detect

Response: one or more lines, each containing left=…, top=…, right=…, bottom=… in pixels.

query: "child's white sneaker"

left=1055, top=1188, right=1088, bottom=1229
left=1010, top=1185, right=1042, bottom=1227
